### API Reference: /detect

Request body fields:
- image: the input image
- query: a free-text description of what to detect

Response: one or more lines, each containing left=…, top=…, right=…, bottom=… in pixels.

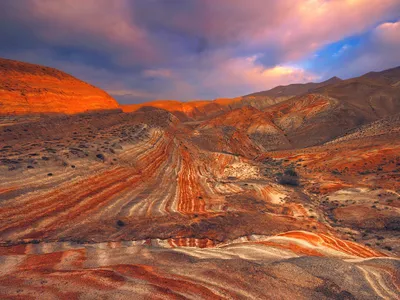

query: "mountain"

left=0, top=58, right=119, bottom=115
left=197, top=106, right=291, bottom=152
left=362, top=65, right=400, bottom=85
left=121, top=96, right=293, bottom=119
left=312, top=66, right=400, bottom=119
left=245, top=76, right=343, bottom=98
left=121, top=98, right=246, bottom=120
left=121, top=76, right=347, bottom=120
left=246, top=67, right=400, bottom=148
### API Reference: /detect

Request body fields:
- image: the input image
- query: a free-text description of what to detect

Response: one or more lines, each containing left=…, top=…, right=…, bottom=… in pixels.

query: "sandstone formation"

left=0, top=58, right=119, bottom=115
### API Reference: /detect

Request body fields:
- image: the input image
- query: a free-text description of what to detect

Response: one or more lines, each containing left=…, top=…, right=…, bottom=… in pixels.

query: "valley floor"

left=0, top=110, right=399, bottom=299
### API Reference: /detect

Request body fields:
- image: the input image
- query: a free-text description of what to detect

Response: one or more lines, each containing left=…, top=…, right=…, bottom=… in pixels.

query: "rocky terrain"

left=0, top=59, right=399, bottom=299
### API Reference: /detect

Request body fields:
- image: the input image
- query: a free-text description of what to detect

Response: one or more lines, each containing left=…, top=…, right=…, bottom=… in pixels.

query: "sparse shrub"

left=96, top=153, right=105, bottom=161
left=278, top=167, right=299, bottom=186
left=47, top=173, right=53, bottom=176
left=116, top=220, right=125, bottom=227
left=279, top=176, right=299, bottom=186
left=284, top=168, right=297, bottom=177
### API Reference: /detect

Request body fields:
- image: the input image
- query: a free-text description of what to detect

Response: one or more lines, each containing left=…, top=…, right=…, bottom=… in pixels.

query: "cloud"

left=0, top=0, right=158, bottom=67
left=238, top=0, right=400, bottom=66
left=0, top=0, right=399, bottom=102
left=135, top=54, right=318, bottom=100
left=350, top=20, right=400, bottom=72
left=313, top=20, right=400, bottom=78
left=130, top=0, right=400, bottom=64
left=107, top=89, right=157, bottom=104
left=333, top=45, right=350, bottom=58
left=142, top=69, right=173, bottom=79
left=373, top=21, right=400, bottom=45
left=107, top=89, right=155, bottom=98
left=200, top=55, right=318, bottom=97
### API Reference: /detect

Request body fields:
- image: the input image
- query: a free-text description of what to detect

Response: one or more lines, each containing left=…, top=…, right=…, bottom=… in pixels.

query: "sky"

left=0, top=0, right=399, bottom=104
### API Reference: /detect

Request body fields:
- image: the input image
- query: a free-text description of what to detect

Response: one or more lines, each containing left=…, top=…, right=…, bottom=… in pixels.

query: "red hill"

left=0, top=58, right=119, bottom=115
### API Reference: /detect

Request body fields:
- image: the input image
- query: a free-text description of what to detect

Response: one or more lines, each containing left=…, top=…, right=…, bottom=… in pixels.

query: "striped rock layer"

left=0, top=106, right=399, bottom=298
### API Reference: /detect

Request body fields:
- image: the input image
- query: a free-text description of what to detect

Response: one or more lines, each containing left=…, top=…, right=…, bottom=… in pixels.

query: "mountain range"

left=0, top=57, right=399, bottom=299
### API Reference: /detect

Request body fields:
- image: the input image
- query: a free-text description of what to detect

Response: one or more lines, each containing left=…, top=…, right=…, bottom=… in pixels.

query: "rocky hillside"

left=246, top=76, right=342, bottom=98
left=313, top=66, right=400, bottom=118
left=0, top=58, right=119, bottom=115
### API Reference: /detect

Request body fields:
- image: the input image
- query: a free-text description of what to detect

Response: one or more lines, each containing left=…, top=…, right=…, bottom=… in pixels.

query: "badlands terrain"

left=0, top=57, right=399, bottom=299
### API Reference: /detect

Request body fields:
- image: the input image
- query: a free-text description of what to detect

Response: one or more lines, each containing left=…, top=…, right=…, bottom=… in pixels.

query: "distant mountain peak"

left=244, top=76, right=343, bottom=99
left=327, top=76, right=342, bottom=81
left=321, top=76, right=342, bottom=85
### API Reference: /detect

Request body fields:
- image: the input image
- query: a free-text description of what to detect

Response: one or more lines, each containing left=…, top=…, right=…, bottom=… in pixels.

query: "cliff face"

left=0, top=58, right=119, bottom=114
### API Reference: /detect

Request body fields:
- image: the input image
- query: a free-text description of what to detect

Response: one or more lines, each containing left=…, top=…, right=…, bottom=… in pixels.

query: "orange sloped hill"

left=0, top=58, right=119, bottom=115
left=121, top=97, right=244, bottom=118
left=201, top=106, right=275, bottom=129
left=122, top=100, right=200, bottom=113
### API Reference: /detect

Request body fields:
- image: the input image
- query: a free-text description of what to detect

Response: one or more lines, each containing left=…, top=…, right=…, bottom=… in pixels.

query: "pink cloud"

left=339, top=20, right=400, bottom=75
left=201, top=55, right=317, bottom=93
left=246, top=0, right=400, bottom=60
left=140, top=54, right=318, bottom=100
left=373, top=21, right=400, bottom=44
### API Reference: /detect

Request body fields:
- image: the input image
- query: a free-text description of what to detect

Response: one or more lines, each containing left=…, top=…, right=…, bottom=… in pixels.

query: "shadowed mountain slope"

left=245, top=76, right=343, bottom=99
left=247, top=66, right=400, bottom=148
left=313, top=66, right=400, bottom=119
